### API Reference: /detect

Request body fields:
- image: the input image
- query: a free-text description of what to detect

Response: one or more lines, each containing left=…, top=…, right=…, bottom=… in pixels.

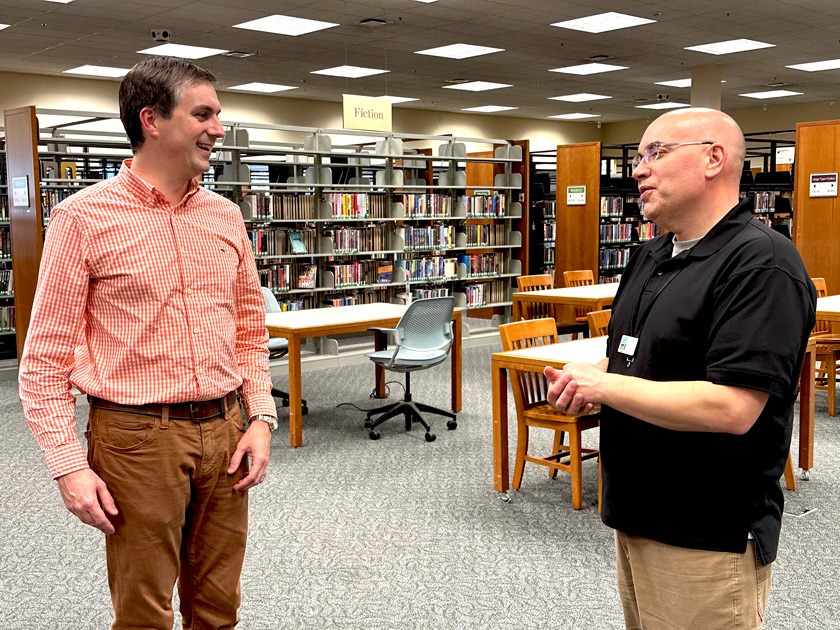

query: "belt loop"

left=161, top=405, right=169, bottom=429
left=219, top=395, right=227, bottom=418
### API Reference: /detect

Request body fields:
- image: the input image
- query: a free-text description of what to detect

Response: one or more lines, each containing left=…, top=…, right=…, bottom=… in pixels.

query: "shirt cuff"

left=44, top=440, right=90, bottom=480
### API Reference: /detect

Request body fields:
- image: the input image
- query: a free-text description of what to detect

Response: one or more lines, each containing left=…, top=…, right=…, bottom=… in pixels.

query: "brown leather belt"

left=88, top=391, right=238, bottom=421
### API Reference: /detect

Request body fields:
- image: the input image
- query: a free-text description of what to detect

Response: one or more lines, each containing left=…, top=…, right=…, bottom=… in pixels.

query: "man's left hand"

left=228, top=421, right=271, bottom=492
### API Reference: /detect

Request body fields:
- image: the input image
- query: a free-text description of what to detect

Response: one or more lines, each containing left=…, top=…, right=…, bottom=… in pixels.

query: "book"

left=288, top=230, right=308, bottom=254
left=377, top=263, right=393, bottom=284
left=297, top=263, right=317, bottom=289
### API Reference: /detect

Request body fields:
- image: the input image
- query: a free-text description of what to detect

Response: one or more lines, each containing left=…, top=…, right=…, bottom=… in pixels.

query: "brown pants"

left=615, top=531, right=772, bottom=630
left=87, top=398, right=249, bottom=629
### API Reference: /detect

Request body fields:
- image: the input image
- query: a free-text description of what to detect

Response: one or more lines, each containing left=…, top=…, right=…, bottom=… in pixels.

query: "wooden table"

left=491, top=336, right=816, bottom=493
left=266, top=302, right=462, bottom=447
left=816, top=294, right=840, bottom=322
left=511, top=283, right=620, bottom=321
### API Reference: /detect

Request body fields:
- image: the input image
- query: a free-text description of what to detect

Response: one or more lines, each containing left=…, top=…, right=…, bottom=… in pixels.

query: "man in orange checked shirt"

left=19, top=57, right=278, bottom=628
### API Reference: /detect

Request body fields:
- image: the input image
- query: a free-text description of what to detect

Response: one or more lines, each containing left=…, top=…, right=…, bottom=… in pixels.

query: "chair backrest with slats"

left=563, top=269, right=596, bottom=319
left=516, top=274, right=557, bottom=321
left=586, top=309, right=611, bottom=338
left=498, top=318, right=558, bottom=411
left=812, top=278, right=831, bottom=335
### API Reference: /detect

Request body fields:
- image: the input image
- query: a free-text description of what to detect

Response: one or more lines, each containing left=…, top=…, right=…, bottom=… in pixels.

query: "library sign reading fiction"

left=342, top=94, right=392, bottom=133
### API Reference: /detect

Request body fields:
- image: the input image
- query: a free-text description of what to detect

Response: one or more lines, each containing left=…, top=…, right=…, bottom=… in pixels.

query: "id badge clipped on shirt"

left=618, top=335, right=639, bottom=368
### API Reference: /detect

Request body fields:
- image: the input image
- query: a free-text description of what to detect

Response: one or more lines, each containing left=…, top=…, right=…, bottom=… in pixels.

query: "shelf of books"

left=4, top=108, right=523, bottom=357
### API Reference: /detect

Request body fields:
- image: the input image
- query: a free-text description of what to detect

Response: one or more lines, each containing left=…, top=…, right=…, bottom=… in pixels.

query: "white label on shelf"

left=567, top=185, right=586, bottom=206
left=809, top=172, right=838, bottom=198
left=12, top=177, right=29, bottom=208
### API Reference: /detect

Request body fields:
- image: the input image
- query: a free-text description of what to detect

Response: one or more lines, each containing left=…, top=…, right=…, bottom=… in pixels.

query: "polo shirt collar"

left=119, top=159, right=201, bottom=205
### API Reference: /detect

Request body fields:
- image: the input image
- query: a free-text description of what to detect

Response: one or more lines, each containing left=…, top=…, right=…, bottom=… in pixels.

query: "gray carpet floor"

left=1, top=342, right=838, bottom=629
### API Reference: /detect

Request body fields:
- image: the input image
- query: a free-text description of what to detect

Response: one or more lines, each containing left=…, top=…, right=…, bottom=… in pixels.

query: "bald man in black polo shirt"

left=546, top=108, right=815, bottom=629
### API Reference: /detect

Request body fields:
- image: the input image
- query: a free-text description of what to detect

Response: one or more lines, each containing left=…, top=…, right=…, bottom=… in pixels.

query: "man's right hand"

left=56, top=469, right=118, bottom=535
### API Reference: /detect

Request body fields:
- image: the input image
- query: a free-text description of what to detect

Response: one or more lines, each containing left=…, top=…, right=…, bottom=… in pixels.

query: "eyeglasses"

left=631, top=141, right=714, bottom=171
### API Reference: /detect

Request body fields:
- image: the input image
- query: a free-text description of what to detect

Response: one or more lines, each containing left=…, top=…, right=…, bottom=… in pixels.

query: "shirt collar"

left=119, top=159, right=201, bottom=206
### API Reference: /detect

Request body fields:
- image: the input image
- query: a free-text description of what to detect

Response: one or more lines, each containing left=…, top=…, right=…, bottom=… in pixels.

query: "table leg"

left=798, top=345, right=816, bottom=473
left=287, top=335, right=303, bottom=447
left=451, top=310, right=462, bottom=413
left=492, top=360, right=510, bottom=493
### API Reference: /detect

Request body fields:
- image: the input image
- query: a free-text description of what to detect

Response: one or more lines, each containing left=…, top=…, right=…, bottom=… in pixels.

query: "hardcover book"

left=297, top=263, right=317, bottom=289
left=288, top=230, right=308, bottom=254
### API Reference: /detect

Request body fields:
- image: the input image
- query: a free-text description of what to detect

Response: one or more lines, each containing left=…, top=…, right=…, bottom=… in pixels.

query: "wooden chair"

left=810, top=278, right=840, bottom=416
left=586, top=309, right=611, bottom=338
left=498, top=317, right=601, bottom=510
left=516, top=274, right=587, bottom=338
left=563, top=269, right=596, bottom=336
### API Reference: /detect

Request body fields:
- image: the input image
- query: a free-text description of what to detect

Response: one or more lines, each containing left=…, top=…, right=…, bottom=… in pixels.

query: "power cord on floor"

left=334, top=380, right=405, bottom=412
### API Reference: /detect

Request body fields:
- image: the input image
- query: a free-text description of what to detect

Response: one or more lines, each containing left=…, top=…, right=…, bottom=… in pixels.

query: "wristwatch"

left=250, top=414, right=278, bottom=432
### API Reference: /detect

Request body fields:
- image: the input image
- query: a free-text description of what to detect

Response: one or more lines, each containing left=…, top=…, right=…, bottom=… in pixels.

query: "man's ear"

left=705, top=143, right=727, bottom=180
left=138, top=107, right=159, bottom=141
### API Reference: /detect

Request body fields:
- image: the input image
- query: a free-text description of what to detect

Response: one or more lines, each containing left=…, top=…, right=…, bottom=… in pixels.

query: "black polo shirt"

left=601, top=199, right=816, bottom=564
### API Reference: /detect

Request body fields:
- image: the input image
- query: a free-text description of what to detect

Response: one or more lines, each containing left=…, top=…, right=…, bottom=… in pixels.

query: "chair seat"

left=367, top=348, right=449, bottom=367
left=523, top=403, right=601, bottom=428
left=268, top=337, right=289, bottom=353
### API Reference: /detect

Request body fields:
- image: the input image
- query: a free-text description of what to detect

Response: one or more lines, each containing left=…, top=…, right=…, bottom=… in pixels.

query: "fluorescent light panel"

left=311, top=65, right=389, bottom=78
left=137, top=44, right=228, bottom=59
left=549, top=93, right=611, bottom=102
left=550, top=63, right=628, bottom=75
left=378, top=95, right=418, bottom=103
left=685, top=38, right=775, bottom=55
left=63, top=65, right=130, bottom=78
left=228, top=82, right=298, bottom=93
left=44, top=0, right=74, bottom=3
left=462, top=105, right=518, bottom=112
left=233, top=14, right=339, bottom=36
left=655, top=78, right=692, bottom=88
left=414, top=0, right=438, bottom=3
left=442, top=81, right=512, bottom=91
left=739, top=90, right=803, bottom=99
left=635, top=102, right=691, bottom=110
left=787, top=58, right=840, bottom=72
left=415, top=44, right=504, bottom=59
left=0, top=23, right=11, bottom=30
left=549, top=113, right=601, bottom=119
left=551, top=12, right=655, bottom=33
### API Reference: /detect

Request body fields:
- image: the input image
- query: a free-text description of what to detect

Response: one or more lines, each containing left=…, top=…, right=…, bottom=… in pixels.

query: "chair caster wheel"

left=800, top=469, right=810, bottom=481
left=447, top=420, right=457, bottom=430
left=281, top=399, right=290, bottom=407
left=425, top=432, right=436, bottom=442
left=302, top=405, right=309, bottom=416
left=369, top=430, right=380, bottom=440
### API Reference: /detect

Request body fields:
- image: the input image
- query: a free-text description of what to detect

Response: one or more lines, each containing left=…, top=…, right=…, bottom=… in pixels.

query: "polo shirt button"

left=193, top=327, right=199, bottom=334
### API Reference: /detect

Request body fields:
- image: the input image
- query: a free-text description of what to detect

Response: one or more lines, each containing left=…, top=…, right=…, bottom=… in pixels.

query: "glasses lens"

left=632, top=155, right=642, bottom=170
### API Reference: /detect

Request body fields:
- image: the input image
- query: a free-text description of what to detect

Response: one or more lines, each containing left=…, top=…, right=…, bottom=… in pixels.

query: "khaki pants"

left=615, top=531, right=772, bottom=630
left=87, top=399, right=249, bottom=629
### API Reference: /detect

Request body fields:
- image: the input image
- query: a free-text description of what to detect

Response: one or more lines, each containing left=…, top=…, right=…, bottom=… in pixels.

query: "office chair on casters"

left=261, top=287, right=308, bottom=415
left=365, top=296, right=457, bottom=442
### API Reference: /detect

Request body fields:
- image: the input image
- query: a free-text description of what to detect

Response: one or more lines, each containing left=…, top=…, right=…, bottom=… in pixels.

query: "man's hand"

left=228, top=421, right=271, bottom=492
left=56, top=469, right=118, bottom=535
left=545, top=362, right=605, bottom=415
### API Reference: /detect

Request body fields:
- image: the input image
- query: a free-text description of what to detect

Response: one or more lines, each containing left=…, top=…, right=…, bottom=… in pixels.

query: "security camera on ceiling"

left=656, top=94, right=670, bottom=102
left=151, top=29, right=171, bottom=42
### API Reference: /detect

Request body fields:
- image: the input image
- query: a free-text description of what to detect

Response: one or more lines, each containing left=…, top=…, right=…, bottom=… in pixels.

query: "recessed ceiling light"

left=415, top=44, right=504, bottom=59
left=787, top=58, right=840, bottom=72
left=739, top=90, right=803, bottom=99
left=462, top=105, right=518, bottom=113
left=63, top=65, right=130, bottom=78
left=0, top=23, right=11, bottom=30
left=635, top=102, right=691, bottom=110
left=311, top=65, right=389, bottom=78
left=442, top=81, right=512, bottom=91
left=378, top=95, right=419, bottom=103
left=655, top=78, right=693, bottom=88
left=685, top=38, right=775, bottom=55
left=549, top=93, right=612, bottom=102
left=550, top=12, right=656, bottom=34
left=549, top=113, right=601, bottom=120
left=233, top=14, right=339, bottom=36
left=137, top=44, right=228, bottom=59
left=228, top=82, right=298, bottom=93
left=44, top=0, right=74, bottom=3
left=414, top=0, right=438, bottom=3
left=550, top=63, right=628, bottom=75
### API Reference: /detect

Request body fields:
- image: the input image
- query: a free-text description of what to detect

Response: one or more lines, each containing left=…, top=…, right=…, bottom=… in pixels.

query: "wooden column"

left=794, top=120, right=840, bottom=292
left=5, top=106, right=43, bottom=361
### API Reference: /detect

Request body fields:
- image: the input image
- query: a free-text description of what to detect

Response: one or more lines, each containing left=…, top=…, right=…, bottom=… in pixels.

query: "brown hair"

left=119, top=56, right=217, bottom=151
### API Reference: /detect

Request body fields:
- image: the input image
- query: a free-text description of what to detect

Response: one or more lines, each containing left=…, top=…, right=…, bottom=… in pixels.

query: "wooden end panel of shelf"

left=6, top=106, right=44, bottom=360
left=466, top=151, right=493, bottom=196
left=554, top=142, right=600, bottom=284
left=794, top=120, right=840, bottom=293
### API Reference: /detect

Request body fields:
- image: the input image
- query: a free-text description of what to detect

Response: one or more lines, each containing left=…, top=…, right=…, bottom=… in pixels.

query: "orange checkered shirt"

left=19, top=161, right=275, bottom=478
